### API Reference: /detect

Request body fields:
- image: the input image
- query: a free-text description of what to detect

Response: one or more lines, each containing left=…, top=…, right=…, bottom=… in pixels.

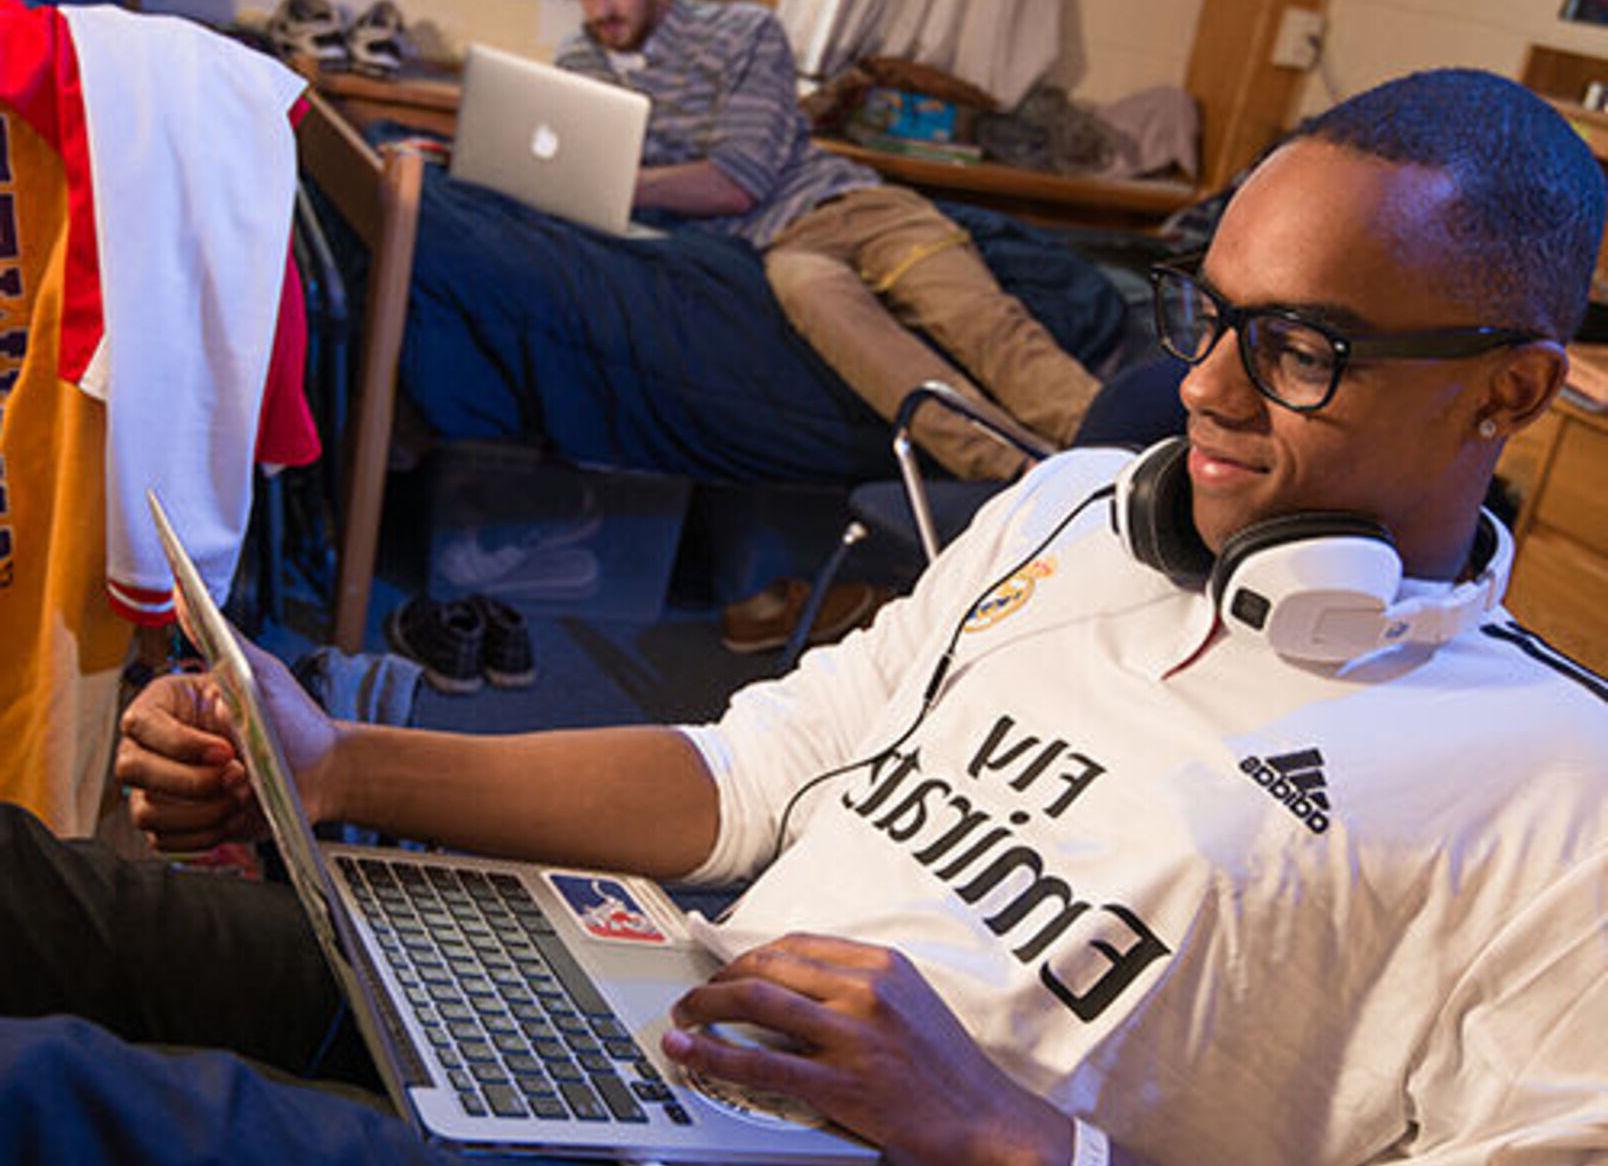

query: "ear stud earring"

left=1478, top=418, right=1498, bottom=440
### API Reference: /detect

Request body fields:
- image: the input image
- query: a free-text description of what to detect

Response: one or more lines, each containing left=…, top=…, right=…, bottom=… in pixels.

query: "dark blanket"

left=359, top=133, right=1127, bottom=484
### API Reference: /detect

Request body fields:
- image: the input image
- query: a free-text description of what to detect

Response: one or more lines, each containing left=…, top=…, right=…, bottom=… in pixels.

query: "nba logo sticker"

left=547, top=872, right=669, bottom=945
left=964, top=558, right=1056, bottom=633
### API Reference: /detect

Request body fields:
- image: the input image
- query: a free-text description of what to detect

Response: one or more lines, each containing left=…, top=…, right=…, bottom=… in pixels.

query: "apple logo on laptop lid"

left=530, top=123, right=560, bottom=161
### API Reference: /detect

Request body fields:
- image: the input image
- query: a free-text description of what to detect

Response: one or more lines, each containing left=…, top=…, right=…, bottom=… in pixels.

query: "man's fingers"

left=129, top=785, right=239, bottom=832
left=130, top=788, right=262, bottom=854
left=115, top=735, right=243, bottom=801
left=119, top=687, right=235, bottom=768
left=660, top=1024, right=830, bottom=1100
left=670, top=976, right=851, bottom=1053
left=709, top=932, right=900, bottom=1003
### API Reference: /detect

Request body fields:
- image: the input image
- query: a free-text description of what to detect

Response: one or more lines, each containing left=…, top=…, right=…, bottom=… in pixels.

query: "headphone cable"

left=765, top=482, right=1116, bottom=866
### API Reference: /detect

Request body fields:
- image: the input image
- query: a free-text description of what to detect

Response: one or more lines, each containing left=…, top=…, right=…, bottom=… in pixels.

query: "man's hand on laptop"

left=116, top=638, right=338, bottom=853
left=661, top=933, right=1076, bottom=1166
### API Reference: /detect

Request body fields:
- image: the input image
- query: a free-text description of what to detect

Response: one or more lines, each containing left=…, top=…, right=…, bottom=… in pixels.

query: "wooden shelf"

left=818, top=138, right=1197, bottom=230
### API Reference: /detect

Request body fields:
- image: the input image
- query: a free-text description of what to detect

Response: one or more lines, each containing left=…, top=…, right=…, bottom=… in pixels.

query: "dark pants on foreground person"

left=0, top=802, right=453, bottom=1164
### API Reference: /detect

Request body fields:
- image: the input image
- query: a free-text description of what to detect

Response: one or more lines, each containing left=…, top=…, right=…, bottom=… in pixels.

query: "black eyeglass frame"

left=1147, top=254, right=1544, bottom=413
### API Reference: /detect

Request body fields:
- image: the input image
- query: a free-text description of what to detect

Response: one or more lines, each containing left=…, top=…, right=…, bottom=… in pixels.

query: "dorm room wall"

left=141, top=0, right=575, bottom=59
left=147, top=1, right=1214, bottom=110
left=1054, top=0, right=1204, bottom=104
left=1299, top=0, right=1608, bottom=115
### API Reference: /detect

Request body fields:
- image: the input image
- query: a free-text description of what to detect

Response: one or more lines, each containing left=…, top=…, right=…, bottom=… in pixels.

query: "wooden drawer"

left=1504, top=525, right=1608, bottom=675
left=1534, top=416, right=1608, bottom=559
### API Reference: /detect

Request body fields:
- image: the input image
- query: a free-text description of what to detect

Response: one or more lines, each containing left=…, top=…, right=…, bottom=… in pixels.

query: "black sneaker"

left=466, top=595, right=535, bottom=689
left=385, top=597, right=485, bottom=695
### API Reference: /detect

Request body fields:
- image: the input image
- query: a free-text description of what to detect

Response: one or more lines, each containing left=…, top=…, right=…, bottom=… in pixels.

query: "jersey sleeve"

left=61, top=6, right=307, bottom=622
left=680, top=448, right=1134, bottom=884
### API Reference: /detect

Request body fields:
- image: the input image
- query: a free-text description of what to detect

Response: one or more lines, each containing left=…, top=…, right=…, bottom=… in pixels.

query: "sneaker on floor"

left=266, top=0, right=349, bottom=69
left=436, top=527, right=601, bottom=602
left=385, top=596, right=485, bottom=695
left=720, top=578, right=886, bottom=654
left=466, top=595, right=536, bottom=689
left=347, top=0, right=406, bottom=78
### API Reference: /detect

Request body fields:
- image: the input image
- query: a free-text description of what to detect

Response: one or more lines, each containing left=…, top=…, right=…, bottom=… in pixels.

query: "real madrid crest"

left=964, top=558, right=1056, bottom=633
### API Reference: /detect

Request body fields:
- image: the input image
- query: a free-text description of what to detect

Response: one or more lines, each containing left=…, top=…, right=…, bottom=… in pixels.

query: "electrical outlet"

left=1270, top=7, right=1325, bottom=70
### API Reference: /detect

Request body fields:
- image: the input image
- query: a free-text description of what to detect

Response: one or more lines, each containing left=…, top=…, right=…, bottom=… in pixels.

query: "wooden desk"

left=818, top=139, right=1197, bottom=231
left=1498, top=345, right=1608, bottom=674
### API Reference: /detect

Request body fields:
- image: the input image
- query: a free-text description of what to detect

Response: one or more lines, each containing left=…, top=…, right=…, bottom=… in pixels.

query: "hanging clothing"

left=0, top=0, right=311, bottom=833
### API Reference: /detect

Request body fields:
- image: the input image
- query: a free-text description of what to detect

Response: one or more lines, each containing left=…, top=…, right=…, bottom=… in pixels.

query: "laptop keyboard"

left=336, top=855, right=690, bottom=1126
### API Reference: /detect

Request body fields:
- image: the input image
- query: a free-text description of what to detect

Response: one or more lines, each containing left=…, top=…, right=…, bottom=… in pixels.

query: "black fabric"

left=0, top=803, right=373, bottom=1086
left=0, top=802, right=478, bottom=1162
left=1071, top=354, right=1188, bottom=450
left=326, top=126, right=1129, bottom=485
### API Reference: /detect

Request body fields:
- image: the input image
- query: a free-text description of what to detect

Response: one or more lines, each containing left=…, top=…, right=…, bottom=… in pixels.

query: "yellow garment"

left=0, top=93, right=129, bottom=834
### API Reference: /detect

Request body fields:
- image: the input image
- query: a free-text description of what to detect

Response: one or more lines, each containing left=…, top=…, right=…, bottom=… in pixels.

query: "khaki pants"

left=765, top=186, right=1101, bottom=480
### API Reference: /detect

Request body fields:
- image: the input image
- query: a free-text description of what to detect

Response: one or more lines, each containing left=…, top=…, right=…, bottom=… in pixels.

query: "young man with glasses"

left=1, top=69, right=1605, bottom=1166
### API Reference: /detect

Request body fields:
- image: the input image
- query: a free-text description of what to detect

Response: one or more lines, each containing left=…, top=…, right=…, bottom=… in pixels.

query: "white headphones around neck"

left=1111, top=437, right=1513, bottom=663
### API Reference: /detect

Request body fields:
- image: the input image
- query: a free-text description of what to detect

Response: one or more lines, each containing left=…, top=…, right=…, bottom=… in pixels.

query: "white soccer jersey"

left=61, top=4, right=305, bottom=613
left=682, top=447, right=1608, bottom=1165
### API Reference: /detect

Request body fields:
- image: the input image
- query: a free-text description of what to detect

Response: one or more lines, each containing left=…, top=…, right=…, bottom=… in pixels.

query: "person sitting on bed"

left=557, top=0, right=1103, bottom=482
left=1, top=67, right=1605, bottom=1166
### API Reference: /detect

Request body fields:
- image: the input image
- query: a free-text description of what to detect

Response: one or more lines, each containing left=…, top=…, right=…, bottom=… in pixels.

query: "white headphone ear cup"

left=1113, top=444, right=1513, bottom=663
left=1114, top=438, right=1213, bottom=590
left=1213, top=515, right=1401, bottom=661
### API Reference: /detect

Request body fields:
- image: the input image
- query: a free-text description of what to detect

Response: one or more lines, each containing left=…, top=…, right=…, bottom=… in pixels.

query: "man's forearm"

left=318, top=723, right=720, bottom=879
left=634, top=159, right=755, bottom=217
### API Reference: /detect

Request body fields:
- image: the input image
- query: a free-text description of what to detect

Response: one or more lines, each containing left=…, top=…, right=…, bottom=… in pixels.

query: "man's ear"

left=1479, top=340, right=1568, bottom=439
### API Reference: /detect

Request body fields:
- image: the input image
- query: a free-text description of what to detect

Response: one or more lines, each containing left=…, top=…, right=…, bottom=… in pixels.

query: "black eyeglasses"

left=1148, top=257, right=1542, bottom=412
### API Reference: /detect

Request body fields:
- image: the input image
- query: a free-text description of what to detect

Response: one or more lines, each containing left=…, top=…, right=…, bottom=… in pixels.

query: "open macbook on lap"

left=450, top=42, right=663, bottom=239
left=147, top=489, right=873, bottom=1163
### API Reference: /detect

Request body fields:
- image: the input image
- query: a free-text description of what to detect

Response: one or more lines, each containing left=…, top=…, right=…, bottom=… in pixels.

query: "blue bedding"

left=368, top=138, right=1127, bottom=484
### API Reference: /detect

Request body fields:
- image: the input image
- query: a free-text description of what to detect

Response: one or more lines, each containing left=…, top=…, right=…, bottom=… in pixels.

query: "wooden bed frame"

left=296, top=89, right=425, bottom=652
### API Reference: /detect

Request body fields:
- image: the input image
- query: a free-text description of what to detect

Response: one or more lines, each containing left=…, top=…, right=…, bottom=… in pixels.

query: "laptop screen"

left=449, top=42, right=650, bottom=236
left=144, top=489, right=419, bottom=1105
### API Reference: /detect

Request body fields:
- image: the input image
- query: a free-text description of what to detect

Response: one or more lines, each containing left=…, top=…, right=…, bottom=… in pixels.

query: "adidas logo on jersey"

left=1238, top=748, right=1331, bottom=834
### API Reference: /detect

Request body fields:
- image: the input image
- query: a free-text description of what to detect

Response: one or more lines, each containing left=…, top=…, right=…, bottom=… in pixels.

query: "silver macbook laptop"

left=146, top=490, right=874, bottom=1163
left=450, top=42, right=662, bottom=239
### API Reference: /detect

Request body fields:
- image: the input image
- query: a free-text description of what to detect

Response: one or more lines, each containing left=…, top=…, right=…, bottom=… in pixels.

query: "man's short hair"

left=1291, top=68, right=1606, bottom=340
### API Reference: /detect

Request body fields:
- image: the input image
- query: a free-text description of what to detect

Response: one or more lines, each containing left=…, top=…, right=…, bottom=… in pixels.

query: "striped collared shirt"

left=557, top=0, right=878, bottom=247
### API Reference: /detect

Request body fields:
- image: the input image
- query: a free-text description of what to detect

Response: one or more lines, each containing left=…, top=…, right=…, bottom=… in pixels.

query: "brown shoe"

left=720, top=578, right=885, bottom=654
